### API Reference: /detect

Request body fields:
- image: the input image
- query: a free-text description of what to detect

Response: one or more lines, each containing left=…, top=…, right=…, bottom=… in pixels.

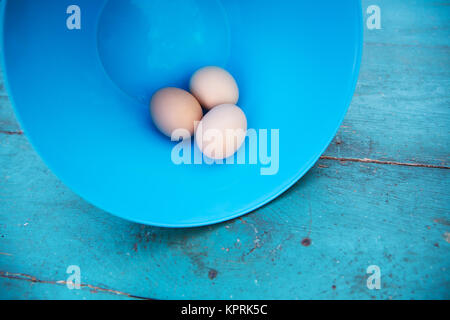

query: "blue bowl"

left=1, top=0, right=362, bottom=227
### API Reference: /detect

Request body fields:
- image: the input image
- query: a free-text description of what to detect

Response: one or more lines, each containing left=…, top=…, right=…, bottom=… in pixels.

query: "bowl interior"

left=2, top=0, right=362, bottom=227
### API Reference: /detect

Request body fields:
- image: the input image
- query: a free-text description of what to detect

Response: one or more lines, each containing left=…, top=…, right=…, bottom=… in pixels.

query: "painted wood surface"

left=0, top=0, right=449, bottom=299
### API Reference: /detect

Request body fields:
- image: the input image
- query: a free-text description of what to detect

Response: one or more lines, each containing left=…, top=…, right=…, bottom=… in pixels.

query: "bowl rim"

left=0, top=0, right=364, bottom=228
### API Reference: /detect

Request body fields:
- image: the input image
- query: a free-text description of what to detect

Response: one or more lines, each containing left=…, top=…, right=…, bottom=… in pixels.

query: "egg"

left=189, top=66, right=239, bottom=110
left=150, top=87, right=203, bottom=139
left=195, top=104, right=247, bottom=160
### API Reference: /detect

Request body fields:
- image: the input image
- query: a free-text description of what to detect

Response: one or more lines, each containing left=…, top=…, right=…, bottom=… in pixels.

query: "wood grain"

left=0, top=0, right=449, bottom=299
left=1, top=132, right=449, bottom=299
left=325, top=0, right=450, bottom=166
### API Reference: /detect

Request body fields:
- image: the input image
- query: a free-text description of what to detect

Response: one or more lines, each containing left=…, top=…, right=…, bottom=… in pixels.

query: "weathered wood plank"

left=0, top=0, right=449, bottom=300
left=0, top=276, right=137, bottom=300
left=1, top=133, right=448, bottom=299
left=325, top=0, right=450, bottom=166
left=0, top=96, right=20, bottom=133
left=1, top=1, right=449, bottom=166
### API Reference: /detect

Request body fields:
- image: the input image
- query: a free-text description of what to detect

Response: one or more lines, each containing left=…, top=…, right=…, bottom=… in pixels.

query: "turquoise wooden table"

left=0, top=0, right=449, bottom=300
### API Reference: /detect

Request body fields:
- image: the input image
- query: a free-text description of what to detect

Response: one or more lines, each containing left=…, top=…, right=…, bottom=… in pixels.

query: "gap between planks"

left=320, top=156, right=450, bottom=170
left=1, top=130, right=448, bottom=170
left=0, top=130, right=23, bottom=135
left=0, top=271, right=154, bottom=300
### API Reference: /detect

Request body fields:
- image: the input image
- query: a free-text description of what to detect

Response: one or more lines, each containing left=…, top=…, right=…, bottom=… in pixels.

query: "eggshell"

left=195, top=104, right=247, bottom=159
left=150, top=87, right=203, bottom=139
left=189, top=66, right=239, bottom=110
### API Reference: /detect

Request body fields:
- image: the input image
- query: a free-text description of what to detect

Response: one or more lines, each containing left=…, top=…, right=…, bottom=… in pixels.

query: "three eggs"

left=150, top=66, right=247, bottom=160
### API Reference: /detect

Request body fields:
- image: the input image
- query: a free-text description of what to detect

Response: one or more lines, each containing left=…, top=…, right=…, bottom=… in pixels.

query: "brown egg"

left=189, top=66, right=239, bottom=110
left=150, top=87, right=203, bottom=140
left=195, top=104, right=247, bottom=160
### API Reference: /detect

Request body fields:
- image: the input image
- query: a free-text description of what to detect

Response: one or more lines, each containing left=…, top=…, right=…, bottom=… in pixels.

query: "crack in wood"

left=0, top=271, right=154, bottom=300
left=1, top=130, right=447, bottom=169
left=320, top=156, right=449, bottom=169
left=0, top=130, right=23, bottom=135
